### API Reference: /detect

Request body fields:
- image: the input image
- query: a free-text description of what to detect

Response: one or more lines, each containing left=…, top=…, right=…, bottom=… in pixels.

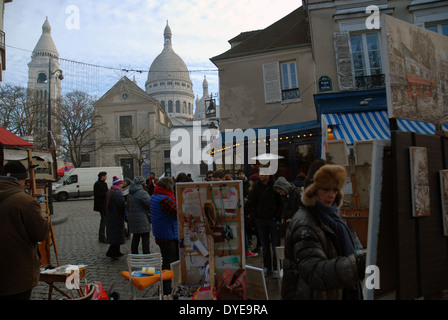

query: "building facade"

left=304, top=0, right=448, bottom=159
left=211, top=7, right=319, bottom=180
left=0, top=0, right=12, bottom=81
left=92, top=76, right=172, bottom=180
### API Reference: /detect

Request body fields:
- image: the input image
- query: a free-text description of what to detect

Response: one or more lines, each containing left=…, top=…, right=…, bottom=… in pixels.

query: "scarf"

left=107, top=184, right=122, bottom=210
left=153, top=185, right=176, bottom=202
left=316, top=201, right=355, bottom=257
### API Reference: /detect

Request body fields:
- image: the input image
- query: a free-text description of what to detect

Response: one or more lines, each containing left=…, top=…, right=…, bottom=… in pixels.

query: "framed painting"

left=409, top=147, right=430, bottom=217
left=439, top=170, right=448, bottom=236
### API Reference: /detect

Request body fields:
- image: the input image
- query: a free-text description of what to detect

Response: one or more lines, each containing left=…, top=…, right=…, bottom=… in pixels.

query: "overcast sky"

left=4, top=0, right=302, bottom=108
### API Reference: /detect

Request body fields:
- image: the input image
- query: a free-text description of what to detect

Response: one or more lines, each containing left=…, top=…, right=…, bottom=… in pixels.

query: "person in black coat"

left=105, top=176, right=126, bottom=259
left=248, top=173, right=282, bottom=277
left=282, top=164, right=365, bottom=300
left=94, top=171, right=108, bottom=243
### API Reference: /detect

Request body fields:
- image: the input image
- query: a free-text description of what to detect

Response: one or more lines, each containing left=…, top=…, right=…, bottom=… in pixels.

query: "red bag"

left=216, top=268, right=246, bottom=300
left=191, top=286, right=217, bottom=300
left=86, top=282, right=109, bottom=300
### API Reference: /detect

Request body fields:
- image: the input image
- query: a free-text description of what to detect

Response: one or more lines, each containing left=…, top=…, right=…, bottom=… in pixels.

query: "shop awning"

left=324, top=111, right=390, bottom=145
left=397, top=119, right=435, bottom=135
left=324, top=111, right=437, bottom=145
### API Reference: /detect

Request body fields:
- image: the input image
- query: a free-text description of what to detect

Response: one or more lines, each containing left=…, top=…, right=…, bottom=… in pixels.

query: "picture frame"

left=439, top=170, right=448, bottom=236
left=409, top=147, right=430, bottom=217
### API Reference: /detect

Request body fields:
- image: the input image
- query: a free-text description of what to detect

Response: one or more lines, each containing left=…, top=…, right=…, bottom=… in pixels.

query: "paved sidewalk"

left=31, top=198, right=281, bottom=300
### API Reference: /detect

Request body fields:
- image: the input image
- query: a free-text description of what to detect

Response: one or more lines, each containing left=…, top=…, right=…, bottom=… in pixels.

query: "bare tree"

left=119, top=127, right=159, bottom=176
left=59, top=90, right=99, bottom=167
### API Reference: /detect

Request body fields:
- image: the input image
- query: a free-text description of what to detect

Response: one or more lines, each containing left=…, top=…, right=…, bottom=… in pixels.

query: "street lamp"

left=205, top=93, right=216, bottom=119
left=48, top=57, right=63, bottom=150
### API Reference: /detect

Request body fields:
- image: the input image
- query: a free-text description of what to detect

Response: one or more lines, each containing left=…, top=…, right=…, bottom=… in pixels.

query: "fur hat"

left=301, top=164, right=347, bottom=208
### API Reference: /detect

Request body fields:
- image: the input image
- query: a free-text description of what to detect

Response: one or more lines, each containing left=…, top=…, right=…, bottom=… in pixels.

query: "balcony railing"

left=355, top=74, right=385, bottom=90
left=282, top=88, right=300, bottom=101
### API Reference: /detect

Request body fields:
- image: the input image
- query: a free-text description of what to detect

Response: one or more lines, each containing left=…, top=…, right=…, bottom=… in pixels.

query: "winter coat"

left=93, top=179, right=108, bottom=212
left=0, top=177, right=50, bottom=296
left=127, top=182, right=151, bottom=234
left=247, top=178, right=282, bottom=222
left=273, top=177, right=302, bottom=221
left=281, top=205, right=363, bottom=300
left=150, top=192, right=178, bottom=241
left=105, top=187, right=126, bottom=245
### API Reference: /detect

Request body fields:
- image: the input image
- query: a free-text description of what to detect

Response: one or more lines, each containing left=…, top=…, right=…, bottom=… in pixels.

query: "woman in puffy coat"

left=127, top=176, right=151, bottom=254
left=281, top=164, right=365, bottom=300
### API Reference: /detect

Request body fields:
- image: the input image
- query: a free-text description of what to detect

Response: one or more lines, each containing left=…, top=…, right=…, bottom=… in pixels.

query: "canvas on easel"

left=176, top=180, right=245, bottom=288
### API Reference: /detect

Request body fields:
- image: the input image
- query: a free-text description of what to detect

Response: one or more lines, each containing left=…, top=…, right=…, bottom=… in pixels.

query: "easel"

left=25, top=149, right=60, bottom=266
left=342, top=149, right=369, bottom=247
left=176, top=181, right=245, bottom=289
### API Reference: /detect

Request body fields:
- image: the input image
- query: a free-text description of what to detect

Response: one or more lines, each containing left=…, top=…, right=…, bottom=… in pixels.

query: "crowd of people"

left=0, top=158, right=365, bottom=300
left=92, top=162, right=366, bottom=300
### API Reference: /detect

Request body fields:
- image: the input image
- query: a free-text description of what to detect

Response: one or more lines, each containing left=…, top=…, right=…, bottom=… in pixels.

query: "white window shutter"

left=334, top=31, right=355, bottom=91
left=262, top=62, right=282, bottom=103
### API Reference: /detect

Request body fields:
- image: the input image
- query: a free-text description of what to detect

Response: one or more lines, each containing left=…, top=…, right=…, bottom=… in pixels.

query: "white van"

left=52, top=167, right=123, bottom=201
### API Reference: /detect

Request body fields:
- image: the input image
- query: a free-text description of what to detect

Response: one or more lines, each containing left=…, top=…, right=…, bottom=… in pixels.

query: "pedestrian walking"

left=150, top=177, right=179, bottom=294
left=105, top=176, right=126, bottom=259
left=127, top=176, right=151, bottom=254
left=0, top=161, right=49, bottom=300
left=247, top=170, right=282, bottom=277
left=94, top=171, right=108, bottom=243
left=281, top=164, right=365, bottom=300
left=273, top=176, right=302, bottom=237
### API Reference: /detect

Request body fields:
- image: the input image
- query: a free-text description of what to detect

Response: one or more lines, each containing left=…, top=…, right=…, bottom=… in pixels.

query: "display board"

left=176, top=181, right=245, bottom=287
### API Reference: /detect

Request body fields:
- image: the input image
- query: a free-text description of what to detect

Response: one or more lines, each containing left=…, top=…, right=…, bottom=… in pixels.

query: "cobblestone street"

left=31, top=198, right=280, bottom=300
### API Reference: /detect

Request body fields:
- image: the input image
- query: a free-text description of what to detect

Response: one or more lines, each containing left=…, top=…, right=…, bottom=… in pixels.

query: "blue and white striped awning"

left=324, top=111, right=390, bottom=145
left=324, top=111, right=438, bottom=145
left=397, top=119, right=435, bottom=135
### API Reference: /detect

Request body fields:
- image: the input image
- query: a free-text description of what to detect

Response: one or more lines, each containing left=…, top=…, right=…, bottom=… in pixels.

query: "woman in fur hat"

left=281, top=164, right=365, bottom=300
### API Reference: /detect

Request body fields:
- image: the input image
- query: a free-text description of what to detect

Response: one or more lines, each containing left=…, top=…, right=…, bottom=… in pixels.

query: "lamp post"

left=205, top=93, right=216, bottom=119
left=48, top=57, right=63, bottom=150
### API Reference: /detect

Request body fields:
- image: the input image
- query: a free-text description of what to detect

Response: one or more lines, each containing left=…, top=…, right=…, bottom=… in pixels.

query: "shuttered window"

left=262, top=62, right=282, bottom=103
left=263, top=61, right=300, bottom=103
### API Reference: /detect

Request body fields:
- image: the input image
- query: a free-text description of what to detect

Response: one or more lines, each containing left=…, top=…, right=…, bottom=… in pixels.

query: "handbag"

left=216, top=267, right=247, bottom=300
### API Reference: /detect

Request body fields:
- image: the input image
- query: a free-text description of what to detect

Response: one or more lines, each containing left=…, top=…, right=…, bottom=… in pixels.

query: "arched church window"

left=176, top=100, right=180, bottom=113
left=37, top=73, right=47, bottom=83
left=168, top=100, right=173, bottom=113
left=183, top=101, right=187, bottom=113
left=161, top=101, right=165, bottom=111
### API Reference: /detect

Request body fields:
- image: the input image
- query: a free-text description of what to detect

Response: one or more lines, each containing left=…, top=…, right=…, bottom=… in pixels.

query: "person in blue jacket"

left=150, top=177, right=178, bottom=294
